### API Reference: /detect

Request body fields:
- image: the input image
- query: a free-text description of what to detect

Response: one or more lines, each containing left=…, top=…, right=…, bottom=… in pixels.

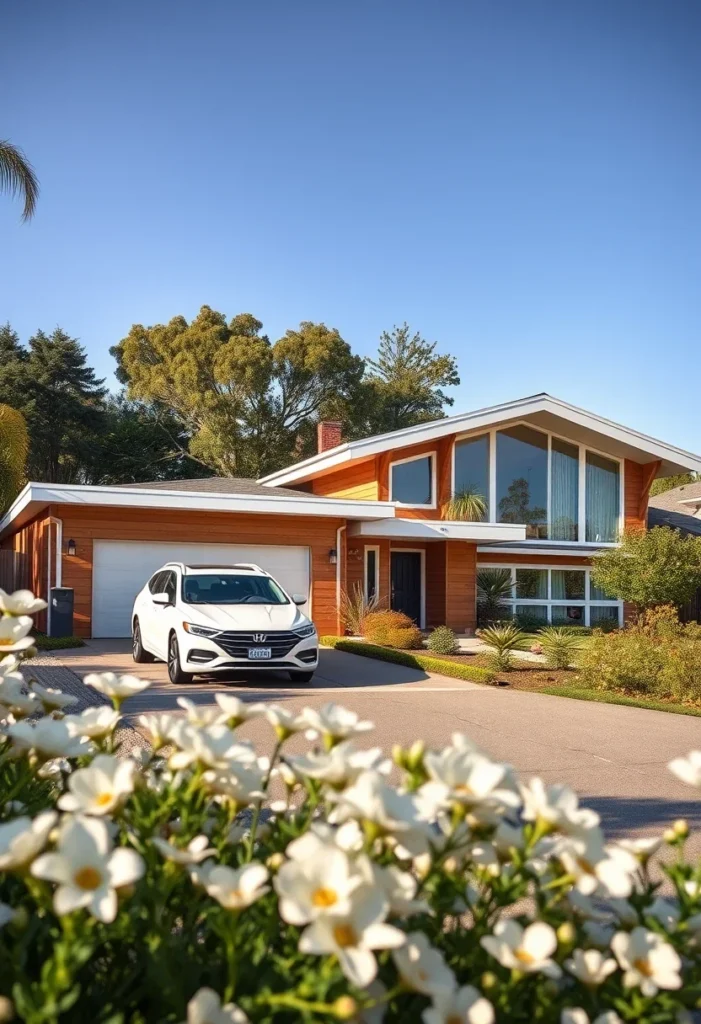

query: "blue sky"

left=2, top=1, right=700, bottom=454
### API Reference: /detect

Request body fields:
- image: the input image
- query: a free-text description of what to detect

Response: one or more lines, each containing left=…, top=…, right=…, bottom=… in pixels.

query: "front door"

left=390, top=551, right=422, bottom=625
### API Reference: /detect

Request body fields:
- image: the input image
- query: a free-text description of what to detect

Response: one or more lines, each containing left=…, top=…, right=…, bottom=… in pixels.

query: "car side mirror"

left=292, top=593, right=307, bottom=606
left=152, top=592, right=171, bottom=606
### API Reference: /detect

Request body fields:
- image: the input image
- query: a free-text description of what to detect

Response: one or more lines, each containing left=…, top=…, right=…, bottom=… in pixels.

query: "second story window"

left=390, top=453, right=434, bottom=507
left=496, top=425, right=549, bottom=539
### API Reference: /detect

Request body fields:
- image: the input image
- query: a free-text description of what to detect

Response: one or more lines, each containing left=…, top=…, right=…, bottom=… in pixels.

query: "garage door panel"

left=92, top=541, right=311, bottom=638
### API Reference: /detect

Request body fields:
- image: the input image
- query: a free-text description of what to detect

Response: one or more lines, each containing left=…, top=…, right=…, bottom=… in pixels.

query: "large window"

left=586, top=453, right=620, bottom=543
left=480, top=565, right=622, bottom=626
left=551, top=438, right=579, bottom=541
left=390, top=453, right=434, bottom=506
left=496, top=426, right=548, bottom=539
left=453, top=434, right=490, bottom=519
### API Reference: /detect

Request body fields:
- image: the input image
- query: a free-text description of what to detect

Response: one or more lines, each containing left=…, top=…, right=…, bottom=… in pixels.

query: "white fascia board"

left=348, top=518, right=527, bottom=543
left=475, top=544, right=608, bottom=556
left=679, top=496, right=701, bottom=507
left=259, top=393, right=701, bottom=486
left=0, top=482, right=397, bottom=538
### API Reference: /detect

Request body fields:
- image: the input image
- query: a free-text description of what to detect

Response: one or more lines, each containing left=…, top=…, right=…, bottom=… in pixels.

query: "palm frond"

left=0, top=139, right=39, bottom=221
left=441, top=487, right=487, bottom=522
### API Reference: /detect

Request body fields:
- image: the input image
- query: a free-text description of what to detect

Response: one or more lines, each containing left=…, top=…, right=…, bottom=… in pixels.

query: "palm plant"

left=536, top=626, right=585, bottom=670
left=476, top=568, right=513, bottom=625
left=0, top=405, right=28, bottom=513
left=0, top=139, right=39, bottom=220
left=441, top=487, right=487, bottom=522
left=340, top=583, right=382, bottom=636
left=477, top=623, right=527, bottom=671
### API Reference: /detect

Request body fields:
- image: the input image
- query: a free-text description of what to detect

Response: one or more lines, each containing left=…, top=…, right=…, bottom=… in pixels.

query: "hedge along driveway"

left=319, top=637, right=496, bottom=684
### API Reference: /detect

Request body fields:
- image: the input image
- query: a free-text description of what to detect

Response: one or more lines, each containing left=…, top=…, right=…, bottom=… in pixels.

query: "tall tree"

left=0, top=327, right=107, bottom=482
left=0, top=404, right=28, bottom=512
left=650, top=473, right=698, bottom=497
left=0, top=139, right=39, bottom=220
left=112, top=306, right=365, bottom=477
left=349, top=323, right=460, bottom=437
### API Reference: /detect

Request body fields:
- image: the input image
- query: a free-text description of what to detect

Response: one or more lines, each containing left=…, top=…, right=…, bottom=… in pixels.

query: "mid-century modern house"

left=1, top=393, right=700, bottom=639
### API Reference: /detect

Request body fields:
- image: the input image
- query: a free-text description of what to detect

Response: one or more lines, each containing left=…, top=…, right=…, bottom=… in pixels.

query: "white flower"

left=259, top=704, right=308, bottom=737
left=214, top=693, right=267, bottom=726
left=8, top=718, right=93, bottom=759
left=393, top=931, right=456, bottom=996
left=423, top=985, right=494, bottom=1024
left=286, top=742, right=388, bottom=788
left=84, top=672, right=151, bottom=701
left=0, top=615, right=34, bottom=653
left=181, top=987, right=249, bottom=1024
left=0, top=674, right=40, bottom=717
left=176, top=696, right=227, bottom=728
left=557, top=835, right=638, bottom=899
left=299, top=887, right=404, bottom=987
left=366, top=862, right=430, bottom=916
left=611, top=927, right=682, bottom=996
left=202, top=764, right=266, bottom=805
left=520, top=778, right=600, bottom=836
left=30, top=684, right=78, bottom=712
left=205, top=862, right=269, bottom=910
left=152, top=835, right=217, bottom=865
left=137, top=713, right=182, bottom=749
left=0, top=589, right=46, bottom=615
left=37, top=757, right=72, bottom=780
left=58, top=755, right=136, bottom=815
left=31, top=815, right=144, bottom=923
left=169, top=724, right=257, bottom=772
left=275, top=841, right=365, bottom=924
left=301, top=703, right=374, bottom=743
left=0, top=811, right=57, bottom=870
left=328, top=771, right=430, bottom=854
left=616, top=836, right=663, bottom=860
left=668, top=750, right=701, bottom=787
left=564, top=948, right=617, bottom=986
left=423, top=749, right=519, bottom=823
left=480, top=920, right=561, bottom=978
left=62, top=706, right=121, bottom=738
left=561, top=1013, right=624, bottom=1024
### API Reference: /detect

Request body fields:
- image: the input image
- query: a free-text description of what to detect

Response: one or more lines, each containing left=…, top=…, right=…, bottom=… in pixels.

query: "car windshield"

left=181, top=573, right=289, bottom=605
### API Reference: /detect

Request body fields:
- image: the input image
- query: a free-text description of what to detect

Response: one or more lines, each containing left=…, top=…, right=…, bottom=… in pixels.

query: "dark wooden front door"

left=390, top=551, right=422, bottom=625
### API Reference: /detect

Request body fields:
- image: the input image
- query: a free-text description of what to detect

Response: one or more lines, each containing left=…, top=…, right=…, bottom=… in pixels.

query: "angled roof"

left=120, top=476, right=307, bottom=498
left=648, top=506, right=701, bottom=536
left=648, top=480, right=701, bottom=513
left=259, top=393, right=701, bottom=487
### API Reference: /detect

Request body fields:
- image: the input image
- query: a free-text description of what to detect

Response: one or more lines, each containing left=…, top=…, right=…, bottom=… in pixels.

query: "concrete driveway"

left=54, top=640, right=701, bottom=843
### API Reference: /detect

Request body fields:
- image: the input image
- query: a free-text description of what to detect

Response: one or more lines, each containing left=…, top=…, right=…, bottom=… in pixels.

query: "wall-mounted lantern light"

left=328, top=549, right=338, bottom=565
left=67, top=539, right=77, bottom=557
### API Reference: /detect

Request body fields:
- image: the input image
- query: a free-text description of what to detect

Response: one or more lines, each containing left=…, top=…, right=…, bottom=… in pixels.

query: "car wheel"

left=168, top=633, right=192, bottom=684
left=132, top=619, right=154, bottom=663
left=288, top=670, right=314, bottom=683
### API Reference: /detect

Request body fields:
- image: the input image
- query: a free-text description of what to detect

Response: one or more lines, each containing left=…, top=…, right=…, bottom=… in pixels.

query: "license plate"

left=248, top=647, right=272, bottom=660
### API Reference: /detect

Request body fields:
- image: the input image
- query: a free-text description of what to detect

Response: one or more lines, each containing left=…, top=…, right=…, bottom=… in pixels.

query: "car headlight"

left=182, top=622, right=220, bottom=638
left=295, top=623, right=317, bottom=639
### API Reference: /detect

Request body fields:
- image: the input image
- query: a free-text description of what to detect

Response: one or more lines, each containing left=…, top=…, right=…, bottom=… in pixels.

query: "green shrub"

left=383, top=625, right=424, bottom=650
left=319, top=636, right=496, bottom=683
left=426, top=625, right=458, bottom=655
left=477, top=623, right=527, bottom=672
left=513, top=612, right=550, bottom=632
left=340, top=583, right=382, bottom=636
left=32, top=633, right=85, bottom=651
left=536, top=626, right=585, bottom=669
left=363, top=610, right=416, bottom=645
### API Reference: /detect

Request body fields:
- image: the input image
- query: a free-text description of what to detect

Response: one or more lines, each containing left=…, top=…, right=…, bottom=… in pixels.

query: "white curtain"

left=551, top=443, right=579, bottom=540
left=586, top=454, right=620, bottom=542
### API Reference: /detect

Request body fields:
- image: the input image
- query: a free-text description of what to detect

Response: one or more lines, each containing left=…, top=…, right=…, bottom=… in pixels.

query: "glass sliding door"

left=453, top=434, right=490, bottom=519
left=551, top=438, right=579, bottom=541
left=496, top=426, right=548, bottom=539
left=586, top=453, right=620, bottom=542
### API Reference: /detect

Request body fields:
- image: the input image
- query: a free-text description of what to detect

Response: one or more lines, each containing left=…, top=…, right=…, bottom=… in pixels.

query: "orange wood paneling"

left=53, top=506, right=343, bottom=638
left=426, top=543, right=446, bottom=627
left=624, top=459, right=659, bottom=534
left=5, top=510, right=52, bottom=631
left=445, top=541, right=476, bottom=632
left=312, top=460, right=379, bottom=501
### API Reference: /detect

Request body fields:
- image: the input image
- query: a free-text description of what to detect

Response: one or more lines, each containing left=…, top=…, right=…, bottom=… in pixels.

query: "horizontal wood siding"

left=312, top=460, right=378, bottom=501
left=54, top=506, right=343, bottom=638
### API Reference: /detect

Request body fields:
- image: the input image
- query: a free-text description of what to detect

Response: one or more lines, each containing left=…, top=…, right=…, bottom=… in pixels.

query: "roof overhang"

left=348, top=518, right=527, bottom=543
left=679, top=496, right=701, bottom=509
left=0, top=482, right=397, bottom=539
left=259, top=394, right=701, bottom=487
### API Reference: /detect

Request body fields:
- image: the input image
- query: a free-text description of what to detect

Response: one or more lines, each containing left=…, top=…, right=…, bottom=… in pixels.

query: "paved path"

left=48, top=640, right=701, bottom=843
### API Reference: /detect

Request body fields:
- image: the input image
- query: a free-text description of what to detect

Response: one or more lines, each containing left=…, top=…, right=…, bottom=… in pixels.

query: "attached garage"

left=92, top=540, right=311, bottom=638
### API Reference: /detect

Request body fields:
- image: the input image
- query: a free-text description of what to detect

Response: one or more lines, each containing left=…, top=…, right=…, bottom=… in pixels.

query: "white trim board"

left=349, top=518, right=527, bottom=543
left=259, top=393, right=701, bottom=486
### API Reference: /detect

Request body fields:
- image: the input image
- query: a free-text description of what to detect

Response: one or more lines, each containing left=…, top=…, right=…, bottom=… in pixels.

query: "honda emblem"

left=253, top=633, right=267, bottom=643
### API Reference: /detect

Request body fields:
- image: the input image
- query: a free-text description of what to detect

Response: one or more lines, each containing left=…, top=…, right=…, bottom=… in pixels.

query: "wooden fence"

left=0, top=550, right=29, bottom=594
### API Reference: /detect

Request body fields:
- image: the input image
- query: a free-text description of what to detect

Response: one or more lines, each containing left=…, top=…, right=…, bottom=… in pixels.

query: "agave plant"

left=477, top=623, right=527, bottom=671
left=441, top=487, right=487, bottom=522
left=476, top=569, right=513, bottom=625
left=536, top=626, right=585, bottom=669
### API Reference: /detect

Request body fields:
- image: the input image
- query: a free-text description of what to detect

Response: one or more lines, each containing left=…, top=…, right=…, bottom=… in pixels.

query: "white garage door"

left=92, top=540, right=311, bottom=638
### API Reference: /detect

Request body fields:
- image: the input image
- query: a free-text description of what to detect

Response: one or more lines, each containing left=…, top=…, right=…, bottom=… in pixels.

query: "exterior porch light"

left=328, top=548, right=338, bottom=564
left=67, top=539, right=77, bottom=557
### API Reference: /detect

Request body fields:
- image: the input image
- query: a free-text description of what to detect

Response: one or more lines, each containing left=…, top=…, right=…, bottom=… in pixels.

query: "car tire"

left=132, top=619, right=154, bottom=664
left=288, top=670, right=314, bottom=683
left=168, top=633, right=193, bottom=685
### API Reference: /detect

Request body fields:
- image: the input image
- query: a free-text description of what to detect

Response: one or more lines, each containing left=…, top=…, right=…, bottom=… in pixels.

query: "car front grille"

left=213, top=630, right=303, bottom=659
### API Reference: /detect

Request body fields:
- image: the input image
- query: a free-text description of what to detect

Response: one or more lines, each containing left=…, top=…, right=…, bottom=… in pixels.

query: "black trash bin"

left=49, top=587, right=74, bottom=638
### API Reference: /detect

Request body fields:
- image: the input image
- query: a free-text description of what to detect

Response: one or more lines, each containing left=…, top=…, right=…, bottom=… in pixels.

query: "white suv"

left=131, top=562, right=318, bottom=684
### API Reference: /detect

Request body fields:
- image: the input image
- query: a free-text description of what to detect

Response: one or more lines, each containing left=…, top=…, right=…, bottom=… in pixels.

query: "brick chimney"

left=317, top=420, right=343, bottom=453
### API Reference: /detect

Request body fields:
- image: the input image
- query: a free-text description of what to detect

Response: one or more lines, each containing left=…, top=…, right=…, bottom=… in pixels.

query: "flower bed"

left=3, top=592, right=701, bottom=1021
left=320, top=637, right=496, bottom=684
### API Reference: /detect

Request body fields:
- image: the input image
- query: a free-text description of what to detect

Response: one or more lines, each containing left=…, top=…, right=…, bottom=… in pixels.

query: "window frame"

left=478, top=563, right=623, bottom=627
left=364, top=545, right=380, bottom=605
left=451, top=420, right=624, bottom=546
left=389, top=451, right=437, bottom=509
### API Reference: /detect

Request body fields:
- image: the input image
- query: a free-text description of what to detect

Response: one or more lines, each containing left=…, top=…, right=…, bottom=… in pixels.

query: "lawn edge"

left=319, top=636, right=496, bottom=684
left=537, top=686, right=701, bottom=718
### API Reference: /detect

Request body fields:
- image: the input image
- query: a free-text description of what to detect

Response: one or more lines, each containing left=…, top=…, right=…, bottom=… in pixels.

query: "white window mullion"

left=489, top=429, right=497, bottom=523
left=547, top=436, right=552, bottom=540
left=578, top=447, right=586, bottom=542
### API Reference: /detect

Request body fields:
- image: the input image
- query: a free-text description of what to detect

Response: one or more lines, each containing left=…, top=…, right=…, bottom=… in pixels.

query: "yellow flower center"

left=633, top=957, right=653, bottom=977
left=0, top=639, right=13, bottom=647
left=226, top=890, right=244, bottom=905
left=576, top=856, right=596, bottom=875
left=332, top=924, right=357, bottom=948
left=312, top=886, right=338, bottom=908
left=446, top=1017, right=462, bottom=1024
left=95, top=792, right=114, bottom=808
left=515, top=948, right=536, bottom=966
left=454, top=783, right=474, bottom=796
left=74, top=866, right=103, bottom=891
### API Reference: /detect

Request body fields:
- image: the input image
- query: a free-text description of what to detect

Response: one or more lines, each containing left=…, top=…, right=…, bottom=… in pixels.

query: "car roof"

left=160, top=562, right=267, bottom=574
